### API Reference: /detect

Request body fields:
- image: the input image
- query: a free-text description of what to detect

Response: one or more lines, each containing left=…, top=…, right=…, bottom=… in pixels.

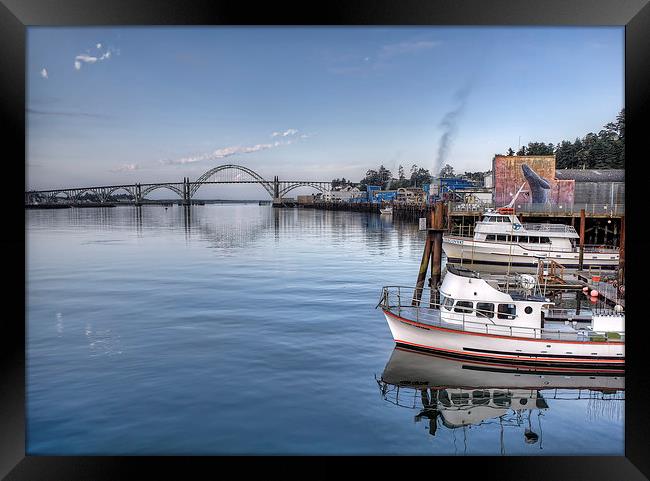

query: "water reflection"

left=377, top=347, right=624, bottom=454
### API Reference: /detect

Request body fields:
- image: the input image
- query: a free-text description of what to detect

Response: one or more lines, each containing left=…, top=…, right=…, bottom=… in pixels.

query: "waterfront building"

left=396, top=187, right=426, bottom=204
left=555, top=169, right=624, bottom=206
left=323, top=185, right=360, bottom=202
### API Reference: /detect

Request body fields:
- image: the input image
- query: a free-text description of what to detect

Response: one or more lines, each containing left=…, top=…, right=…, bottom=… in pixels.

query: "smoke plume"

left=434, top=82, right=473, bottom=177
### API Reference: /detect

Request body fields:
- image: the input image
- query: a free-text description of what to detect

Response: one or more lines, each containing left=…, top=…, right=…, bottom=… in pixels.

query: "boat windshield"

left=482, top=215, right=512, bottom=223
left=441, top=296, right=454, bottom=311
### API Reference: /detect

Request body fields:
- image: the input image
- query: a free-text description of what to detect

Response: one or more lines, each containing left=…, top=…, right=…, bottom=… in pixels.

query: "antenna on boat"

left=505, top=218, right=515, bottom=292
left=505, top=183, right=526, bottom=209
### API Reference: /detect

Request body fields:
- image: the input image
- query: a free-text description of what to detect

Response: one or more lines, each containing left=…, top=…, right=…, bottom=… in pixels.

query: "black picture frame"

left=3, top=0, right=649, bottom=478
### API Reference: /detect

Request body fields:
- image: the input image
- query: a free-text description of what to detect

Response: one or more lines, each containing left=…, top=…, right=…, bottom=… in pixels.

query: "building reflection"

left=376, top=347, right=624, bottom=453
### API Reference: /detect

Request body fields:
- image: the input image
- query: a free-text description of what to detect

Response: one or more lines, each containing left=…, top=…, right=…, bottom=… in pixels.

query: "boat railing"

left=378, top=286, right=625, bottom=342
left=583, top=244, right=619, bottom=253
left=447, top=202, right=625, bottom=216
left=522, top=223, right=577, bottom=234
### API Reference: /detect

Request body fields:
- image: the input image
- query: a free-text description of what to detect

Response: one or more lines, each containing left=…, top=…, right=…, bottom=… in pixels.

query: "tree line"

left=335, top=163, right=487, bottom=191
left=504, top=109, right=624, bottom=169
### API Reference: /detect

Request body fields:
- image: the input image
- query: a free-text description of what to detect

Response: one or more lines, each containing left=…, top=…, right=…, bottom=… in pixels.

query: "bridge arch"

left=71, top=188, right=106, bottom=202
left=107, top=186, right=136, bottom=200
left=140, top=184, right=183, bottom=199
left=49, top=191, right=73, bottom=202
left=191, top=164, right=274, bottom=197
left=279, top=182, right=329, bottom=197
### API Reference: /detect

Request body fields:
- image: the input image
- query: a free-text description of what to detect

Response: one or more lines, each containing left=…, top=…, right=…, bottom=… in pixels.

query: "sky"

left=27, top=27, right=624, bottom=199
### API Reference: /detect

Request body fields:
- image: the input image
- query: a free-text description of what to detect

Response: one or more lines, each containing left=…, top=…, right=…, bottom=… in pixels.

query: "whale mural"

left=492, top=155, right=575, bottom=207
left=521, top=163, right=551, bottom=203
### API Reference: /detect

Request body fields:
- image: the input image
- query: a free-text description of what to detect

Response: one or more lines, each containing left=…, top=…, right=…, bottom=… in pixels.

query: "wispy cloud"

left=27, top=108, right=110, bottom=119
left=40, top=68, right=48, bottom=79
left=161, top=130, right=309, bottom=166
left=74, top=43, right=117, bottom=70
left=161, top=143, right=278, bottom=165
left=328, top=38, right=441, bottom=75
left=379, top=40, right=440, bottom=59
left=110, top=163, right=139, bottom=173
left=272, top=128, right=299, bottom=137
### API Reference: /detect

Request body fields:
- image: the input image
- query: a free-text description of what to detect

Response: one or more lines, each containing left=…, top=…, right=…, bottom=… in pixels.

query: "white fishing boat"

left=377, top=265, right=624, bottom=369
left=442, top=208, right=619, bottom=270
left=380, top=205, right=393, bottom=215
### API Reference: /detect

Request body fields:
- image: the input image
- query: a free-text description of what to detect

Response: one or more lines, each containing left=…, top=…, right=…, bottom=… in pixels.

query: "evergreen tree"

left=439, top=164, right=455, bottom=178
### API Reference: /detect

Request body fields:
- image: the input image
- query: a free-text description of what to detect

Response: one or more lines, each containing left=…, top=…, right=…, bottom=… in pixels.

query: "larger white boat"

left=378, top=265, right=624, bottom=369
left=443, top=209, right=619, bottom=270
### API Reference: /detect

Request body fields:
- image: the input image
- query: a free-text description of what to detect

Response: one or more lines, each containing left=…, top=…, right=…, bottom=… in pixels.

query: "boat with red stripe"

left=377, top=265, right=624, bottom=369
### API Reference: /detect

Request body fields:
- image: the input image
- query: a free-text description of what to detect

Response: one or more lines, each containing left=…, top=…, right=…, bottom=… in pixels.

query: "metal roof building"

left=555, top=169, right=625, bottom=205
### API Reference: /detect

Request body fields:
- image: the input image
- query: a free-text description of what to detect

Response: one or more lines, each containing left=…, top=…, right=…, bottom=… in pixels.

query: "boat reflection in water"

left=376, top=347, right=624, bottom=454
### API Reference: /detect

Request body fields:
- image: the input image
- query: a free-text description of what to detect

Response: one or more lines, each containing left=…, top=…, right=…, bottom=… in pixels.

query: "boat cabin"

left=438, top=265, right=551, bottom=334
left=473, top=210, right=579, bottom=251
left=437, top=388, right=548, bottom=429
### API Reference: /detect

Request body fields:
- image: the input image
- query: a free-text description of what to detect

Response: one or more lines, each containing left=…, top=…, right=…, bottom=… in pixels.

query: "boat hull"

left=443, top=236, right=619, bottom=270
left=383, top=308, right=624, bottom=370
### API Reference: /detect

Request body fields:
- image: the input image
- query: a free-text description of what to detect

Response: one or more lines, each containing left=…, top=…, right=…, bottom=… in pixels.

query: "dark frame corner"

left=2, top=0, right=649, bottom=479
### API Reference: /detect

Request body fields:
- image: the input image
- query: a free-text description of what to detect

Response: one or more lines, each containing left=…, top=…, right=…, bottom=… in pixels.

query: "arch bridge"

left=25, top=164, right=332, bottom=205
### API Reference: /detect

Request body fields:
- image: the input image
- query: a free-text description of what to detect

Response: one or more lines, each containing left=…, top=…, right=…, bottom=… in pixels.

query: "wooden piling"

left=412, top=229, right=433, bottom=306
left=429, top=201, right=446, bottom=307
left=578, top=208, right=585, bottom=270
left=618, top=215, right=625, bottom=287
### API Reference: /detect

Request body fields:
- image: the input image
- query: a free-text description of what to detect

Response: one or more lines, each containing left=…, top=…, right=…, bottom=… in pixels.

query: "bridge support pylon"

left=182, top=177, right=191, bottom=206
left=272, top=176, right=283, bottom=207
left=135, top=183, right=142, bottom=206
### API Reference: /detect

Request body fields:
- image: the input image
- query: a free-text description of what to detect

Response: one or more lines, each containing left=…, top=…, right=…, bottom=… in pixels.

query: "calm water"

left=26, top=205, right=624, bottom=455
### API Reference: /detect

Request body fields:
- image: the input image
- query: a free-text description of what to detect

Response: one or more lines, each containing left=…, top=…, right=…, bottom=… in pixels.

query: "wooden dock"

left=575, top=272, right=624, bottom=308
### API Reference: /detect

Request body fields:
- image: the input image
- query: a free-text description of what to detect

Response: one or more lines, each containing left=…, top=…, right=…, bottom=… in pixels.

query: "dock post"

left=618, top=215, right=625, bottom=287
left=578, top=208, right=586, bottom=270
left=413, top=205, right=437, bottom=306
left=429, top=201, right=446, bottom=307
left=412, top=228, right=432, bottom=306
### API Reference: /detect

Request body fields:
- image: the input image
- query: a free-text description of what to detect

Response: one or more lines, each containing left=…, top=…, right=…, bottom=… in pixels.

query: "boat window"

left=486, top=234, right=496, bottom=241
left=472, top=390, right=491, bottom=406
left=454, top=301, right=474, bottom=313
left=497, top=235, right=507, bottom=242
left=450, top=392, right=470, bottom=405
left=519, top=236, right=529, bottom=243
left=530, top=236, right=539, bottom=243
left=497, top=303, right=517, bottom=320
left=540, top=237, right=551, bottom=244
left=493, top=391, right=511, bottom=408
left=484, top=216, right=494, bottom=222
left=438, top=390, right=451, bottom=407
left=476, top=302, right=494, bottom=318
left=443, top=296, right=455, bottom=311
